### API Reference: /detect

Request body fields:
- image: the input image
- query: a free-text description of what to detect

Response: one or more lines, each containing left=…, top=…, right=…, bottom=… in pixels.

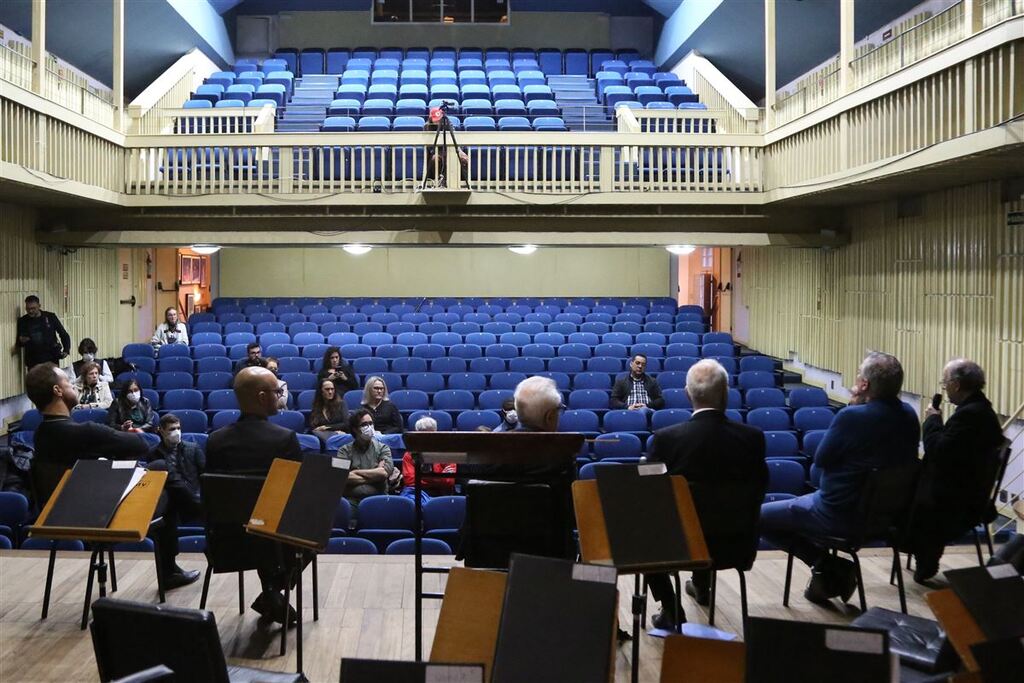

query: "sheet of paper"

left=119, top=467, right=146, bottom=504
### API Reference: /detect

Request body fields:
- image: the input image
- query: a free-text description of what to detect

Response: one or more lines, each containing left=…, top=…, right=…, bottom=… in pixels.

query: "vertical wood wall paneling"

left=0, top=203, right=123, bottom=401
left=743, top=181, right=1024, bottom=417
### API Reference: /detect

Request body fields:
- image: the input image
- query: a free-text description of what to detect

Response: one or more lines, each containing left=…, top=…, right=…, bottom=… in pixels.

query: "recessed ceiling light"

left=665, top=245, right=696, bottom=255
left=190, top=245, right=221, bottom=255
left=508, top=245, right=538, bottom=255
left=342, top=244, right=372, bottom=255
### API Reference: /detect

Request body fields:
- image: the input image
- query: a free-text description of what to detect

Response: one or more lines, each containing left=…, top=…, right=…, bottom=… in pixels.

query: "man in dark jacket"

left=16, top=296, right=70, bottom=369
left=760, top=352, right=920, bottom=605
left=206, top=366, right=302, bottom=624
left=911, top=359, right=1004, bottom=583
left=610, top=354, right=665, bottom=410
left=644, top=359, right=768, bottom=628
left=27, top=363, right=199, bottom=589
left=148, top=414, right=205, bottom=517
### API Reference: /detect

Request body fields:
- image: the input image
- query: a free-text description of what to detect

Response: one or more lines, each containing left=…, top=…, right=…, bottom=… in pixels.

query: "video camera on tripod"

left=428, top=100, right=454, bottom=126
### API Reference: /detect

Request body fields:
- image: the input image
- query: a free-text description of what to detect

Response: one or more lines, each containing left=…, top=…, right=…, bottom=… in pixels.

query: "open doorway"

left=675, top=247, right=732, bottom=333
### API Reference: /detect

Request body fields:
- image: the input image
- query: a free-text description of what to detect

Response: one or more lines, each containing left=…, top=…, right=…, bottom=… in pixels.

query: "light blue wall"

left=654, top=0, right=723, bottom=66
left=168, top=0, right=235, bottom=65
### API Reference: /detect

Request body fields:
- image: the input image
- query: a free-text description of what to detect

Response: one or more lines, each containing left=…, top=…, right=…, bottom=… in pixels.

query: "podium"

left=402, top=430, right=584, bottom=660
left=573, top=466, right=710, bottom=683
left=245, top=455, right=350, bottom=677
left=28, top=467, right=167, bottom=629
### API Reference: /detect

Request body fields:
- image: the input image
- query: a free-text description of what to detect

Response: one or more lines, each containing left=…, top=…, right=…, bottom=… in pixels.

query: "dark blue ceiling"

left=0, top=0, right=230, bottom=98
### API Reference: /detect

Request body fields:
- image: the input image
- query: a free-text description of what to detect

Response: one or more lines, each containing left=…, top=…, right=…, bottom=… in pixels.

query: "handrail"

left=128, top=48, right=221, bottom=135
left=158, top=105, right=273, bottom=135
left=0, top=41, right=34, bottom=90
left=674, top=51, right=762, bottom=134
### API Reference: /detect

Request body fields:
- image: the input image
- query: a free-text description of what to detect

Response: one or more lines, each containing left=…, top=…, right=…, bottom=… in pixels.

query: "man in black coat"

left=644, top=359, right=767, bottom=629
left=148, top=413, right=205, bottom=517
left=206, top=366, right=303, bottom=624
left=610, top=354, right=665, bottom=410
left=912, top=358, right=1004, bottom=583
left=26, top=363, right=199, bottom=589
left=16, top=296, right=70, bottom=369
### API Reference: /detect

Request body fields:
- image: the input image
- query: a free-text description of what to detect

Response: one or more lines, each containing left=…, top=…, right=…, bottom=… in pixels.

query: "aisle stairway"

left=276, top=74, right=339, bottom=132
left=548, top=74, right=613, bottom=131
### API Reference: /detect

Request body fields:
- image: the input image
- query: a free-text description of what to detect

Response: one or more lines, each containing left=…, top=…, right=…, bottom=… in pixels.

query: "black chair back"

left=689, top=478, right=765, bottom=571
left=90, top=598, right=229, bottom=683
left=857, top=461, right=921, bottom=542
left=199, top=474, right=274, bottom=573
left=971, top=437, right=1012, bottom=525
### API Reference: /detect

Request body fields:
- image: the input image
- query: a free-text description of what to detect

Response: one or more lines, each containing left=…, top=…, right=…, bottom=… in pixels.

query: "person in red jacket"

left=400, top=415, right=455, bottom=502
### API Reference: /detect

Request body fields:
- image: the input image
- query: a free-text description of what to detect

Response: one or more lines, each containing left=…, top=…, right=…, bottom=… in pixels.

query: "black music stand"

left=402, top=430, right=584, bottom=661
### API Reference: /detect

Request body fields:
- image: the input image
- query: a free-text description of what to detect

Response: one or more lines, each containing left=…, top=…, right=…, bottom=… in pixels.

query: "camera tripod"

left=420, top=110, right=470, bottom=191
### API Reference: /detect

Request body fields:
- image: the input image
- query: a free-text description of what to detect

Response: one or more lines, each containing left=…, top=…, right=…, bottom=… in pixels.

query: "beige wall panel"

left=275, top=12, right=611, bottom=51
left=220, top=247, right=669, bottom=299
left=743, top=181, right=1024, bottom=417
left=0, top=203, right=123, bottom=401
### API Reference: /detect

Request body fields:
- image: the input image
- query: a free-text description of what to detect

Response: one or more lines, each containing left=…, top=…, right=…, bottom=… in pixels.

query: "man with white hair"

left=644, top=359, right=767, bottom=629
left=911, top=358, right=1003, bottom=583
left=760, top=351, right=919, bottom=605
left=513, top=375, right=563, bottom=431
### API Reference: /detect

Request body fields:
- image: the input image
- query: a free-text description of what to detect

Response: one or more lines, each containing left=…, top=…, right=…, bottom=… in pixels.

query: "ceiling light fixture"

left=665, top=245, right=696, bottom=256
left=190, top=245, right=221, bottom=255
left=508, top=245, right=538, bottom=255
left=342, top=244, right=372, bottom=255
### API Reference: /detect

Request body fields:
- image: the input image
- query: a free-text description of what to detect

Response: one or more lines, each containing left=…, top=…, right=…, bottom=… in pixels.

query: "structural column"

left=964, top=0, right=982, bottom=37
left=764, top=0, right=776, bottom=130
left=113, top=0, right=125, bottom=131
left=839, top=0, right=854, bottom=93
left=31, top=0, right=46, bottom=94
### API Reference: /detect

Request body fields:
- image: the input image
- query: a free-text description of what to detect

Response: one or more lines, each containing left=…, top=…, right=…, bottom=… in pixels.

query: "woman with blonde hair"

left=360, top=376, right=402, bottom=434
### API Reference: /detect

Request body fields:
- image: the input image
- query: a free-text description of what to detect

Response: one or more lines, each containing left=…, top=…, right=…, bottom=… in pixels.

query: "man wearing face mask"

left=493, top=397, right=519, bottom=432
left=206, top=366, right=303, bottom=624
left=149, top=414, right=205, bottom=510
left=336, top=409, right=395, bottom=511
left=26, top=362, right=198, bottom=589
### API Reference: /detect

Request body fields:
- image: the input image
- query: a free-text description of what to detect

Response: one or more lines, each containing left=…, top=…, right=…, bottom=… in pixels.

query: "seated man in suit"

left=911, top=358, right=1004, bottom=583
left=644, top=359, right=768, bottom=629
left=148, top=414, right=205, bottom=517
left=27, top=362, right=199, bottom=589
left=610, top=354, right=665, bottom=411
left=760, top=352, right=920, bottom=605
left=206, top=366, right=302, bottom=624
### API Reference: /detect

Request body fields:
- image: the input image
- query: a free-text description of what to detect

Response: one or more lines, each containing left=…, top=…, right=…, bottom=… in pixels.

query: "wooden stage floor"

left=0, top=547, right=981, bottom=682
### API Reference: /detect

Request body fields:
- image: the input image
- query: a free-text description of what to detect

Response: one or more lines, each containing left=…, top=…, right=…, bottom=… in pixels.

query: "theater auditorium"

left=1, top=1, right=1023, bottom=681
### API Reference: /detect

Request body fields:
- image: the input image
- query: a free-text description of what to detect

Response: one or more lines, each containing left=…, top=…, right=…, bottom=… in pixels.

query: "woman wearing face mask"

left=309, top=379, right=350, bottom=445
left=151, top=307, right=190, bottom=349
left=73, top=361, right=113, bottom=410
left=493, top=397, right=519, bottom=432
left=336, top=409, right=395, bottom=510
left=107, top=378, right=157, bottom=432
left=360, top=376, right=403, bottom=434
left=68, top=338, right=114, bottom=383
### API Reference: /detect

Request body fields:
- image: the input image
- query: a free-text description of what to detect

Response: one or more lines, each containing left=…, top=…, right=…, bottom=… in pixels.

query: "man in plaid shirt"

left=610, top=354, right=664, bottom=410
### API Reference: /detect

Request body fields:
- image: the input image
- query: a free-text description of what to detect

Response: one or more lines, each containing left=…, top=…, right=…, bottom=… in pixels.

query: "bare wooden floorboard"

left=0, top=548, right=980, bottom=682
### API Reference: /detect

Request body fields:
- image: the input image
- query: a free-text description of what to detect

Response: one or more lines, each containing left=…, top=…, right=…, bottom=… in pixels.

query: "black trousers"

left=646, top=569, right=710, bottom=607
left=146, top=460, right=201, bottom=571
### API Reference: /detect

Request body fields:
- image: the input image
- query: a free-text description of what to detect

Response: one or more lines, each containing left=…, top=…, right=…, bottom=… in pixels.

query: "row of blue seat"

left=269, top=48, right=646, bottom=78
left=163, top=330, right=730, bottom=349
left=185, top=320, right=714, bottom=338
left=212, top=296, right=684, bottom=308
left=193, top=310, right=702, bottom=326
left=316, top=115, right=567, bottom=132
